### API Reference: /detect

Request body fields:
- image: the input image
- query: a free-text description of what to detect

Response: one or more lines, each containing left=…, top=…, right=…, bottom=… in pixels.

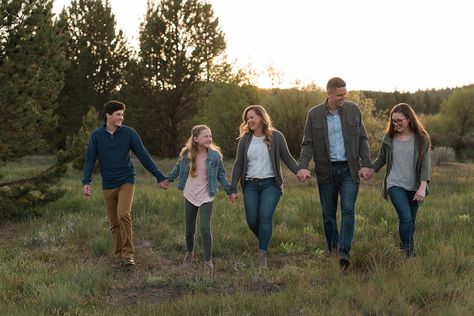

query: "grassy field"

left=1, top=157, right=473, bottom=315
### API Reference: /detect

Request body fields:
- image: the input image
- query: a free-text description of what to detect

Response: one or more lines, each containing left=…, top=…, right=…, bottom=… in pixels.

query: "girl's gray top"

left=387, top=135, right=417, bottom=191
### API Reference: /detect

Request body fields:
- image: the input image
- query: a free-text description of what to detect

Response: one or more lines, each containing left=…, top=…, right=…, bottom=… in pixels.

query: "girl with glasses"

left=370, top=103, right=431, bottom=257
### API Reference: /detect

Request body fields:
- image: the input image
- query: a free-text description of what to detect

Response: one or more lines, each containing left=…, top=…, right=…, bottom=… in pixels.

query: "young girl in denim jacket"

left=168, top=125, right=236, bottom=273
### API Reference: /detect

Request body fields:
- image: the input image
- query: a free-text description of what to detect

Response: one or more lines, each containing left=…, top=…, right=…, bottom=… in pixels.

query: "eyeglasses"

left=391, top=117, right=407, bottom=125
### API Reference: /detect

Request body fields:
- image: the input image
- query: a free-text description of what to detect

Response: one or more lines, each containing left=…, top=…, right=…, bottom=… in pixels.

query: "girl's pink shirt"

left=183, top=152, right=214, bottom=206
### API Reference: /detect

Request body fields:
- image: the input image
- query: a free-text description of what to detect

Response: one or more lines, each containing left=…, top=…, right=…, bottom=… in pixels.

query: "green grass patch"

left=0, top=157, right=473, bottom=314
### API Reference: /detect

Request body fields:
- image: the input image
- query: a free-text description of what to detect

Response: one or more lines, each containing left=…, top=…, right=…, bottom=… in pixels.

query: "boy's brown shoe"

left=123, top=257, right=135, bottom=267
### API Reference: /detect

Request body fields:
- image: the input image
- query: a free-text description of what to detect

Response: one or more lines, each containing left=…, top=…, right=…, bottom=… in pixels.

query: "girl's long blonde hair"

left=179, top=125, right=222, bottom=177
left=238, top=105, right=273, bottom=148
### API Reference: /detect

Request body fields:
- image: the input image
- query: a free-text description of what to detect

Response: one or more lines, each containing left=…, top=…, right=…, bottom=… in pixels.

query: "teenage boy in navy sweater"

left=82, top=100, right=169, bottom=268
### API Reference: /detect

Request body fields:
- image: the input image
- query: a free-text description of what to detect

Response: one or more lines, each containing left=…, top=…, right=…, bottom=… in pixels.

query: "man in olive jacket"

left=297, top=77, right=372, bottom=269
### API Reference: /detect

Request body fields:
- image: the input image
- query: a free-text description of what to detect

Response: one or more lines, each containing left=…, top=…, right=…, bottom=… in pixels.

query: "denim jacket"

left=167, top=149, right=231, bottom=197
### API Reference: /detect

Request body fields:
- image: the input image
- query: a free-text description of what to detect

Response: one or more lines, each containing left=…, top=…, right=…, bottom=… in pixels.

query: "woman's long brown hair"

left=238, top=105, right=273, bottom=148
left=385, top=103, right=430, bottom=160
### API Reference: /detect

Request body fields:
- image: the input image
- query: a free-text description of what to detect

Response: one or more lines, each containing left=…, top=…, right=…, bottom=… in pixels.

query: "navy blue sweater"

left=82, top=125, right=166, bottom=189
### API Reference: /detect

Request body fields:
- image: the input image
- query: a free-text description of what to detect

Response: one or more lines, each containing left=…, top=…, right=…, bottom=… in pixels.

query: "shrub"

left=432, top=146, right=456, bottom=165
left=66, top=106, right=100, bottom=171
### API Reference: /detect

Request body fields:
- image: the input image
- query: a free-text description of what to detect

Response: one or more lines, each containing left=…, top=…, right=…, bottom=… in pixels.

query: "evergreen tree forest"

left=1, top=0, right=473, bottom=215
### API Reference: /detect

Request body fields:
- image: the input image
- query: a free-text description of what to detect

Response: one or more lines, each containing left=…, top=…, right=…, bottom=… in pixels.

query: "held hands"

left=358, top=167, right=374, bottom=181
left=228, top=193, right=239, bottom=203
left=158, top=179, right=169, bottom=190
left=296, top=169, right=311, bottom=183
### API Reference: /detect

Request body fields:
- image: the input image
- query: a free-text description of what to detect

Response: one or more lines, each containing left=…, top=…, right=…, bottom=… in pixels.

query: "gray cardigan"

left=230, top=129, right=299, bottom=193
left=371, top=133, right=431, bottom=200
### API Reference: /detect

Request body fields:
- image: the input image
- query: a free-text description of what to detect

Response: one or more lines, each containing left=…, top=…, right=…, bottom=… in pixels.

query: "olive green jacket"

left=371, top=133, right=431, bottom=200
left=299, top=101, right=371, bottom=184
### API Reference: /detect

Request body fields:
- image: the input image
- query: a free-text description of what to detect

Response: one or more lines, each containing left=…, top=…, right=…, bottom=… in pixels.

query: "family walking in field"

left=82, top=77, right=431, bottom=272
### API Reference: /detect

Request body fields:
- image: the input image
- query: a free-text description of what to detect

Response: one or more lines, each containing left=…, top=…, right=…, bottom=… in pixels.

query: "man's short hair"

left=326, top=77, right=346, bottom=92
left=103, top=100, right=126, bottom=123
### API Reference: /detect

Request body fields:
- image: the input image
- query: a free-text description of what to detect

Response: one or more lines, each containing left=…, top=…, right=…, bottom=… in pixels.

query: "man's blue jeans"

left=243, top=178, right=282, bottom=251
left=388, top=186, right=419, bottom=257
left=317, top=163, right=359, bottom=258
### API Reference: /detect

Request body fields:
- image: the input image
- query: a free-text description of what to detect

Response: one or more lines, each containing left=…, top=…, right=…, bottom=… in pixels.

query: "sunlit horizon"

left=53, top=0, right=474, bottom=92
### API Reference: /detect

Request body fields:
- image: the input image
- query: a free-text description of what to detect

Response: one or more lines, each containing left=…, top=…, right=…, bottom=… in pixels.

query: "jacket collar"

left=382, top=133, right=392, bottom=146
left=102, top=124, right=122, bottom=133
left=182, top=148, right=218, bottom=161
left=324, top=99, right=344, bottom=114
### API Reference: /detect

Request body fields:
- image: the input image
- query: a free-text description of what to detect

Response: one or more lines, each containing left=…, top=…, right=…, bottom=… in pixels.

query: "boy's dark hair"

left=326, top=77, right=346, bottom=92
left=103, top=100, right=126, bottom=123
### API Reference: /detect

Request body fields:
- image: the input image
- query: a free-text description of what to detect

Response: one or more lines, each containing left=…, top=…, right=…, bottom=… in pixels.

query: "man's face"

left=327, top=87, right=347, bottom=109
left=106, top=110, right=124, bottom=127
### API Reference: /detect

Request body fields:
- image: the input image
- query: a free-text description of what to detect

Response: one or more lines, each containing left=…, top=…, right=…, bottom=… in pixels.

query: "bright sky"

left=53, top=0, right=474, bottom=92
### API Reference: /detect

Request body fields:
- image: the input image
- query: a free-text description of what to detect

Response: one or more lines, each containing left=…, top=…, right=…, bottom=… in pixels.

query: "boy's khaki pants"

left=102, top=183, right=135, bottom=260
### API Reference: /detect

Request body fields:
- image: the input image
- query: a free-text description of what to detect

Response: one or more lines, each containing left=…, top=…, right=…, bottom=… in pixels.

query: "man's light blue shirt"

left=327, top=110, right=347, bottom=161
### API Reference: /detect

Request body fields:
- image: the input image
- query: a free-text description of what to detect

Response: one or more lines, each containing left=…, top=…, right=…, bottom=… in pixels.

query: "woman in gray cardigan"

left=369, top=103, right=431, bottom=257
left=231, top=105, right=300, bottom=268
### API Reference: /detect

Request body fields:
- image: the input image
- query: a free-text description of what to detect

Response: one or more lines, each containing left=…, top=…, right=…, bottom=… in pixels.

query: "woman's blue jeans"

left=243, top=178, right=282, bottom=252
left=388, top=186, right=419, bottom=257
left=317, top=163, right=359, bottom=259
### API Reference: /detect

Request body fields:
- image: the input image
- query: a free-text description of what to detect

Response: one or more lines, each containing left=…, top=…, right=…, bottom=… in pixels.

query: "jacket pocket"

left=311, top=122, right=326, bottom=158
left=346, top=118, right=360, bottom=158
left=347, top=118, right=360, bottom=136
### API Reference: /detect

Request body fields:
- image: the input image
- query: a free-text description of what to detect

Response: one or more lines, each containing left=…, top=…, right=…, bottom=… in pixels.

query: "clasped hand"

left=228, top=193, right=239, bottom=202
left=296, top=169, right=311, bottom=183
left=158, top=179, right=169, bottom=190
left=358, top=167, right=374, bottom=181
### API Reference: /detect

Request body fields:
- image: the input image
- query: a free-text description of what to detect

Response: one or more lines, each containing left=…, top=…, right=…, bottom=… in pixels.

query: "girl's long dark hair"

left=385, top=103, right=430, bottom=159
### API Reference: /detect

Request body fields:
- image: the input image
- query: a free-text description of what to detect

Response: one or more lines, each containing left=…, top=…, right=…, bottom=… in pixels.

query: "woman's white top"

left=246, top=135, right=275, bottom=179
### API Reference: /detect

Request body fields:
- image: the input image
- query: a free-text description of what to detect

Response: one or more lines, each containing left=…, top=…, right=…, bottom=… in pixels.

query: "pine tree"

left=132, top=0, right=226, bottom=156
left=0, top=0, right=71, bottom=218
left=66, top=106, right=101, bottom=171
left=0, top=150, right=70, bottom=219
left=53, top=0, right=130, bottom=149
left=0, top=0, right=68, bottom=161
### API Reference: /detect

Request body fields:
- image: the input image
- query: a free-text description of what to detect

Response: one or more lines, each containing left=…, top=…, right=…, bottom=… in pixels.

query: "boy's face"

left=106, top=110, right=124, bottom=127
